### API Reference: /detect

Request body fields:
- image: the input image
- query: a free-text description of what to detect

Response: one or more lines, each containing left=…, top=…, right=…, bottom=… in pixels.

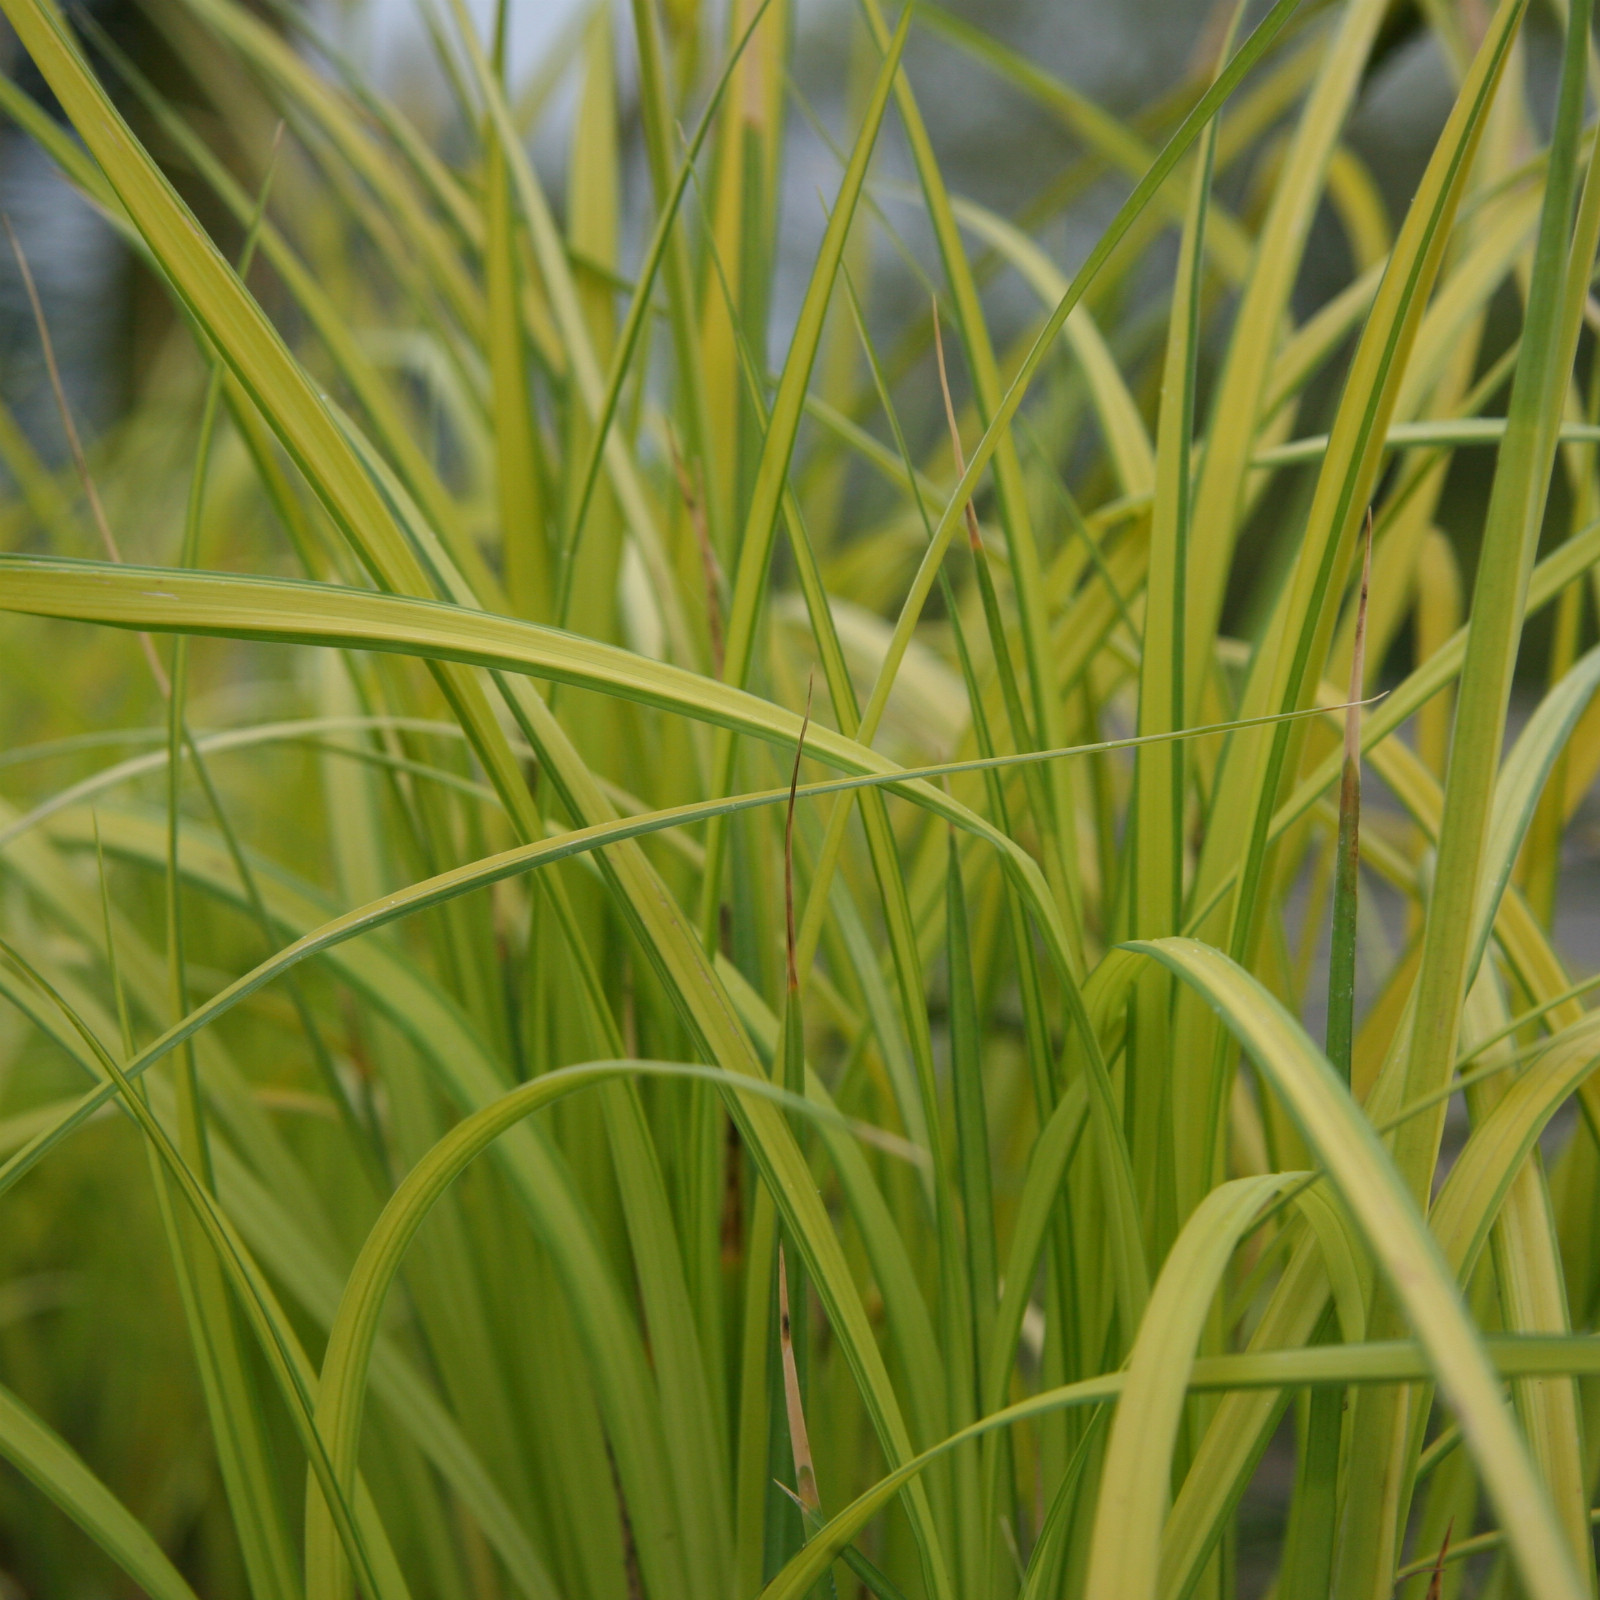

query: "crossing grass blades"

left=2, top=0, right=1600, bottom=1595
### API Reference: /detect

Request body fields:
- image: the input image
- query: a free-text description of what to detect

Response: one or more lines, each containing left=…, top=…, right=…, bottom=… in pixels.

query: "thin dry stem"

left=1424, top=1518, right=1454, bottom=1600
left=776, top=1244, right=820, bottom=1514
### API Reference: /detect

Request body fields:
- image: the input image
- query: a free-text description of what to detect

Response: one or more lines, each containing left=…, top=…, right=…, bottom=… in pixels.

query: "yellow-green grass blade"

left=831, top=0, right=1304, bottom=943
left=168, top=0, right=487, bottom=339
left=1192, top=0, right=1525, bottom=976
left=1294, top=1188, right=1371, bottom=1341
left=303, top=1057, right=925, bottom=1600
left=1131, top=11, right=1232, bottom=1228
left=62, top=807, right=693, bottom=1583
left=562, top=4, right=622, bottom=638
left=1455, top=980, right=1592, bottom=1592
left=10, top=0, right=593, bottom=928
left=1467, top=640, right=1600, bottom=979
left=1129, top=935, right=1587, bottom=1600
left=702, top=2, right=909, bottom=914
left=945, top=833, right=997, bottom=1375
left=1429, top=1012, right=1600, bottom=1284
left=1181, top=0, right=1392, bottom=702
left=0, top=0, right=446, bottom=605
left=0, top=1378, right=202, bottom=1600
left=0, top=551, right=1089, bottom=980
left=759, top=1320, right=1600, bottom=1600
left=12, top=696, right=1349, bottom=1204
left=1134, top=50, right=1215, bottom=934
left=1397, top=0, right=1600, bottom=1201
left=1255, top=417, right=1600, bottom=468
left=26, top=609, right=963, bottom=1592
left=858, top=0, right=1078, bottom=881
left=0, top=945, right=405, bottom=1600
left=945, top=196, right=1153, bottom=499
left=436, top=0, right=694, bottom=666
left=82, top=25, right=494, bottom=605
left=1324, top=516, right=1371, bottom=1087
left=566, top=0, right=777, bottom=596
left=1155, top=1233, right=1334, bottom=1600
left=483, top=126, right=549, bottom=621
left=1276, top=1312, right=1345, bottom=1600
left=624, top=0, right=718, bottom=564
left=0, top=933, right=563, bottom=1600
left=1084, top=1174, right=1302, bottom=1600
left=941, top=834, right=991, bottom=1597
left=1181, top=514, right=1600, bottom=958
left=689, top=0, right=774, bottom=555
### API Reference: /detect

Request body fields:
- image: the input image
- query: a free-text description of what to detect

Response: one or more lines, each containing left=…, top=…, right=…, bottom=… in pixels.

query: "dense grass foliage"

left=4, top=0, right=1600, bottom=1594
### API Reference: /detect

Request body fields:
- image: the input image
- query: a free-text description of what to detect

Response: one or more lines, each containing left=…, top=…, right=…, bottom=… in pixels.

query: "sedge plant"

left=1, top=0, right=1600, bottom=1595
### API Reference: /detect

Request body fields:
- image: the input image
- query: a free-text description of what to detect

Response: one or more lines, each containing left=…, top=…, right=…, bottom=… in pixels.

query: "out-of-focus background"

left=0, top=0, right=1529, bottom=497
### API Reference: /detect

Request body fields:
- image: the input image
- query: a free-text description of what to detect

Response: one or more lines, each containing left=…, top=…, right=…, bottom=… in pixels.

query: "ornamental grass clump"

left=1, top=0, right=1600, bottom=1595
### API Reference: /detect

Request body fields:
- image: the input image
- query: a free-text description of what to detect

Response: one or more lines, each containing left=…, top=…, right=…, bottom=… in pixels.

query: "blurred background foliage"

left=0, top=0, right=1562, bottom=617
